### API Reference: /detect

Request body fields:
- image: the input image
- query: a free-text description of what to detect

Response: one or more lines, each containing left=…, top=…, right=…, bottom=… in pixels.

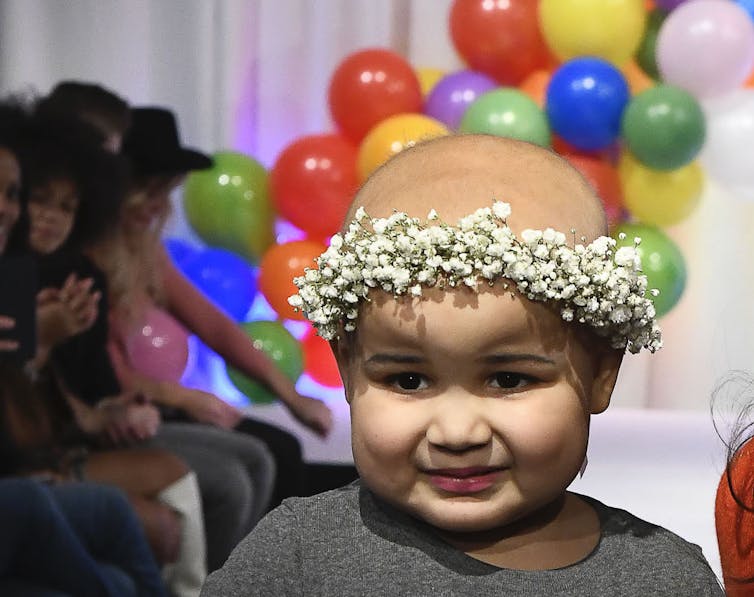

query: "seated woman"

left=0, top=100, right=205, bottom=596
left=98, top=108, right=332, bottom=513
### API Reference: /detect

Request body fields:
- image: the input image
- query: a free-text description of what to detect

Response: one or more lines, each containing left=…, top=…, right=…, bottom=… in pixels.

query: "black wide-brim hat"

left=122, top=106, right=212, bottom=177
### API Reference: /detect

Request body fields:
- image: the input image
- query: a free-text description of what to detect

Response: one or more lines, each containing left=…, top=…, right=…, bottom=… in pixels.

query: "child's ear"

left=589, top=347, right=623, bottom=414
left=329, top=337, right=353, bottom=403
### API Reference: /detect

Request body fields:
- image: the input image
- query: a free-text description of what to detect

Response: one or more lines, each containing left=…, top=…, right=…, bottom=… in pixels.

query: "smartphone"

left=0, top=256, right=38, bottom=362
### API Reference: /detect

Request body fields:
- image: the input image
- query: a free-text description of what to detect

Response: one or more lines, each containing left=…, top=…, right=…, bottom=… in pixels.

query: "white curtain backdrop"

left=1, top=0, right=751, bottom=411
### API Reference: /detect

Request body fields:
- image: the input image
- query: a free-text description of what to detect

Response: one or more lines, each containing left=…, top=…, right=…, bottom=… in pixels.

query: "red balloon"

left=449, top=0, right=550, bottom=85
left=271, top=134, right=358, bottom=240
left=563, top=155, right=626, bottom=227
left=258, top=240, right=327, bottom=321
left=328, top=48, right=423, bottom=143
left=302, top=328, right=342, bottom=388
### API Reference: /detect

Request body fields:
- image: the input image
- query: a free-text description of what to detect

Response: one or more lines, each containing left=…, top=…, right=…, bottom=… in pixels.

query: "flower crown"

left=289, top=201, right=662, bottom=354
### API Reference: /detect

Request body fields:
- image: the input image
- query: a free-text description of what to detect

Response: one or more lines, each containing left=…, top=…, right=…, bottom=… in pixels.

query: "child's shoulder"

left=581, top=493, right=722, bottom=589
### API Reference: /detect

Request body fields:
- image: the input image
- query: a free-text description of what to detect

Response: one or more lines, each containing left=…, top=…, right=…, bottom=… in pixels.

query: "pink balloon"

left=657, top=0, right=754, bottom=98
left=126, top=305, right=189, bottom=382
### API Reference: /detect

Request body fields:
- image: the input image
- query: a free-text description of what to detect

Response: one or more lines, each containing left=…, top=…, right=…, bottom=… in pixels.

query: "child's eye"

left=490, top=372, right=531, bottom=390
left=386, top=372, right=428, bottom=392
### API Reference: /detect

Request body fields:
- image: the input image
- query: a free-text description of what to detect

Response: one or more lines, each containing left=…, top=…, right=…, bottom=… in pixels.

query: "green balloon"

left=635, top=9, right=666, bottom=81
left=621, top=85, right=706, bottom=171
left=613, top=223, right=686, bottom=318
left=459, top=89, right=551, bottom=148
left=183, top=151, right=275, bottom=264
left=226, top=320, right=303, bottom=404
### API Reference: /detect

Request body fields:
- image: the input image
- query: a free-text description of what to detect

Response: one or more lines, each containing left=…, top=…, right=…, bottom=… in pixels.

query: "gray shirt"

left=202, top=482, right=723, bottom=596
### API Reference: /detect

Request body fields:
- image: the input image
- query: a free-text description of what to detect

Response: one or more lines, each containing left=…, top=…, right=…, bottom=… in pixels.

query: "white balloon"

left=701, top=90, right=754, bottom=199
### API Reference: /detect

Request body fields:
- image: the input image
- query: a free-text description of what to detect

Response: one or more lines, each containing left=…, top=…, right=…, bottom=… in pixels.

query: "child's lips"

left=424, top=466, right=507, bottom=494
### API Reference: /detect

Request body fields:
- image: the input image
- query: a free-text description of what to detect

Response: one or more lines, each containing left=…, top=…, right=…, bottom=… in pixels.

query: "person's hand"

left=37, top=275, right=101, bottom=346
left=98, top=393, right=162, bottom=445
left=290, top=394, right=333, bottom=438
left=179, top=388, right=244, bottom=429
left=0, top=315, right=18, bottom=352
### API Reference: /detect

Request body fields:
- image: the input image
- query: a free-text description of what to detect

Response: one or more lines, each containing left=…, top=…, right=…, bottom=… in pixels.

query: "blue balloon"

left=545, top=57, right=630, bottom=151
left=736, top=0, right=754, bottom=21
left=164, top=237, right=199, bottom=272
left=182, top=248, right=258, bottom=321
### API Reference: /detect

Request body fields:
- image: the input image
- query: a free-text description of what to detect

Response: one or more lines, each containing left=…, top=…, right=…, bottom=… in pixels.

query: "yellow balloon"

left=357, top=114, right=449, bottom=182
left=540, top=0, right=647, bottom=66
left=619, top=152, right=704, bottom=227
left=415, top=67, right=446, bottom=98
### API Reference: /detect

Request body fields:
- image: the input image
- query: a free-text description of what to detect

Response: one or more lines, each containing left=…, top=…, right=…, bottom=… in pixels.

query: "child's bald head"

left=346, top=135, right=607, bottom=244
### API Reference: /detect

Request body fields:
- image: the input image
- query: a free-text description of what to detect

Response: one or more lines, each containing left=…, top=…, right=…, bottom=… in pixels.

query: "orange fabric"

left=716, top=440, right=754, bottom=596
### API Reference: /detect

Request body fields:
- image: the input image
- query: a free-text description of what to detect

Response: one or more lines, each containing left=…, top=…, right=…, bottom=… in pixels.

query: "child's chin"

left=414, top=501, right=516, bottom=534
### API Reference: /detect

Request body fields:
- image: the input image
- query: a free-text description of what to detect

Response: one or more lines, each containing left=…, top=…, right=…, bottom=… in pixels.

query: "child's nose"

left=425, top=393, right=492, bottom=451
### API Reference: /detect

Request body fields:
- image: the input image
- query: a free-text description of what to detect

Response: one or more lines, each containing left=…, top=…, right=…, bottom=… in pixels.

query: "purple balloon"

left=657, top=0, right=754, bottom=98
left=424, top=70, right=498, bottom=130
left=655, top=0, right=690, bottom=10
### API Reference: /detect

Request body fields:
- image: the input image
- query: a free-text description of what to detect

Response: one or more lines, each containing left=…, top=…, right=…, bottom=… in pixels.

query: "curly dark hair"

left=19, top=115, right=129, bottom=253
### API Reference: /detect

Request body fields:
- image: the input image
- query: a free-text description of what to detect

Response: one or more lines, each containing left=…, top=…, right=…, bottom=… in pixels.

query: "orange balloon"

left=746, top=67, right=754, bottom=88
left=357, top=113, right=449, bottom=181
left=302, top=328, right=342, bottom=388
left=258, top=240, right=327, bottom=320
left=519, top=69, right=552, bottom=108
left=622, top=60, right=655, bottom=96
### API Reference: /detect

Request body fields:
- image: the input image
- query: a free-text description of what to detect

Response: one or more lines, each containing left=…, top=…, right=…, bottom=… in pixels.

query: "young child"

left=201, top=135, right=722, bottom=595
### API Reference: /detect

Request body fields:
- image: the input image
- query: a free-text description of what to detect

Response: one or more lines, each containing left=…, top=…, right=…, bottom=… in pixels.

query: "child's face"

left=342, top=284, right=613, bottom=535
left=28, top=178, right=79, bottom=255
left=0, top=148, right=21, bottom=254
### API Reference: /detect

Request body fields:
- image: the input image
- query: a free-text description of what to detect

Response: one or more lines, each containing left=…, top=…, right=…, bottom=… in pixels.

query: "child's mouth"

left=425, top=466, right=506, bottom=494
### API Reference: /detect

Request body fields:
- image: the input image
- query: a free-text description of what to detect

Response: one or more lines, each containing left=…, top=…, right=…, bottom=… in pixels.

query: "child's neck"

left=434, top=493, right=601, bottom=571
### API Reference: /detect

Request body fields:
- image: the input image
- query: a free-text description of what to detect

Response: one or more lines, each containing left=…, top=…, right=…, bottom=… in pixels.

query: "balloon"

left=226, top=320, right=303, bottom=404
left=701, top=89, right=754, bottom=199
left=539, top=0, right=647, bottom=66
left=736, top=0, right=754, bottom=21
left=563, top=155, right=625, bottom=227
left=519, top=69, right=552, bottom=108
left=619, top=152, right=704, bottom=226
left=163, top=237, right=199, bottom=272
left=270, top=134, right=358, bottom=240
left=612, top=223, right=687, bottom=317
left=621, top=85, right=705, bottom=170
left=636, top=9, right=667, bottom=80
left=126, top=305, right=189, bottom=382
left=657, top=0, right=754, bottom=98
left=183, top=151, right=274, bottom=264
left=416, top=67, right=446, bottom=97
left=182, top=248, right=257, bottom=321
left=424, top=70, right=498, bottom=130
left=258, top=240, right=327, bottom=320
left=459, top=89, right=551, bottom=147
left=449, top=0, right=549, bottom=85
left=357, top=114, right=449, bottom=182
left=328, top=49, right=423, bottom=143
left=546, top=58, right=630, bottom=151
left=655, top=0, right=689, bottom=9
left=302, top=329, right=342, bottom=388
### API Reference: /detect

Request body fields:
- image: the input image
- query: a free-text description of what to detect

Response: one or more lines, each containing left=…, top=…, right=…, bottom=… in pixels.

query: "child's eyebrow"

left=481, top=354, right=557, bottom=366
left=364, top=353, right=425, bottom=365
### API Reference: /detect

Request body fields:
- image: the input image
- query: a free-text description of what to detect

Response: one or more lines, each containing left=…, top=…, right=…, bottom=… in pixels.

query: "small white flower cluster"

left=288, top=201, right=662, bottom=354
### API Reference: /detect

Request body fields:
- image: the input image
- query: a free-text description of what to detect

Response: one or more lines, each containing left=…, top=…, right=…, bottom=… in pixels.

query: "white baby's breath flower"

left=293, top=201, right=661, bottom=354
